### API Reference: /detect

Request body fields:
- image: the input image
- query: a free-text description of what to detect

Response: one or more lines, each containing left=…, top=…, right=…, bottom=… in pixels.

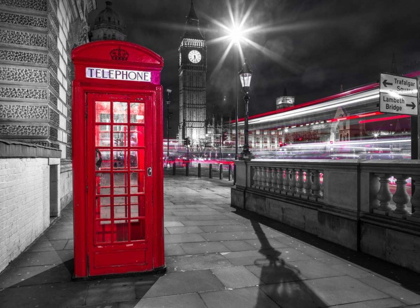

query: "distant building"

left=276, top=89, right=295, bottom=110
left=90, top=1, right=126, bottom=41
left=178, top=0, right=207, bottom=145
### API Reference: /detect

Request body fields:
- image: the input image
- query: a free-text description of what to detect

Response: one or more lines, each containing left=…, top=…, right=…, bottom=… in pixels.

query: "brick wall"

left=0, top=158, right=50, bottom=272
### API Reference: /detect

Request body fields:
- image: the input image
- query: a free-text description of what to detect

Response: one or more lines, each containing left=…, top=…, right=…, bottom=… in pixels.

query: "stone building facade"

left=0, top=0, right=96, bottom=207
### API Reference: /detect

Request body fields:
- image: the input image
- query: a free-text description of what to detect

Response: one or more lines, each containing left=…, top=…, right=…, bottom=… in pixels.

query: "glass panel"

left=130, top=195, right=145, bottom=217
left=113, top=150, right=128, bottom=170
left=129, top=150, right=145, bottom=170
left=113, top=102, right=128, bottom=123
left=113, top=125, right=128, bottom=147
left=130, top=103, right=145, bottom=124
left=96, top=197, right=111, bottom=219
left=131, top=219, right=145, bottom=241
left=130, top=172, right=145, bottom=193
left=114, top=204, right=128, bottom=219
left=114, top=196, right=127, bottom=206
left=130, top=126, right=144, bottom=147
left=97, top=150, right=111, bottom=170
left=114, top=220, right=129, bottom=242
left=95, top=123, right=111, bottom=147
left=113, top=173, right=129, bottom=195
left=95, top=220, right=112, bottom=243
left=95, top=101, right=111, bottom=123
left=114, top=197, right=128, bottom=218
left=130, top=151, right=138, bottom=169
left=96, top=173, right=111, bottom=195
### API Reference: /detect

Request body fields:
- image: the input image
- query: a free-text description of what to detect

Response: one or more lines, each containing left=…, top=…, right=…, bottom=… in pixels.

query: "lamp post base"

left=239, top=149, right=253, bottom=161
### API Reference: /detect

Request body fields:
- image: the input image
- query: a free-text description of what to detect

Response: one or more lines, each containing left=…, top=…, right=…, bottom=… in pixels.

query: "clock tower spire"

left=178, top=0, right=207, bottom=146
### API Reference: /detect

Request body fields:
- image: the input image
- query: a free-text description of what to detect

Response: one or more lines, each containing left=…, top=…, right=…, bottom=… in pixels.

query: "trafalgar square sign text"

left=86, top=67, right=152, bottom=82
left=379, top=73, right=418, bottom=116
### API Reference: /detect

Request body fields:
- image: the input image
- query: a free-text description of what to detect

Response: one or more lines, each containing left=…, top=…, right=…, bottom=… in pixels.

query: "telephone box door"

left=87, top=93, right=153, bottom=276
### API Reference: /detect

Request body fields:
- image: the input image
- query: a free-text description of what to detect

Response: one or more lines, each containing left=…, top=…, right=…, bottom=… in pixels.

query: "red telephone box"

left=71, top=41, right=164, bottom=278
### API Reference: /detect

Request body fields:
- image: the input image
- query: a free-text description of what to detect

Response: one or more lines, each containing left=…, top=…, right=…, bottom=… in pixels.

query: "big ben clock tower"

left=178, top=0, right=207, bottom=145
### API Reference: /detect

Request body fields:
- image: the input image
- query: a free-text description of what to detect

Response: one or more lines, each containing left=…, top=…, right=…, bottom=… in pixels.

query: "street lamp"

left=166, top=89, right=172, bottom=160
left=238, top=60, right=253, bottom=160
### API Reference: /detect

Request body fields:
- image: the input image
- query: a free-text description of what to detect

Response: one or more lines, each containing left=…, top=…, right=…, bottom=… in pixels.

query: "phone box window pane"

left=113, top=102, right=128, bottom=123
left=130, top=103, right=145, bottom=124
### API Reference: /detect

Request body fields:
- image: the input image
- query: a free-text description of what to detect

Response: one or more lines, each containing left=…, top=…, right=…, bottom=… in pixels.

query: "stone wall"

left=0, top=139, right=61, bottom=273
left=60, top=162, right=72, bottom=208
left=0, top=0, right=96, bottom=218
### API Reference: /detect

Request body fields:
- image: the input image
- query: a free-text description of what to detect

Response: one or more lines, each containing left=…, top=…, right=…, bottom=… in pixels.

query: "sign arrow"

left=382, top=79, right=393, bottom=87
left=406, top=102, right=416, bottom=109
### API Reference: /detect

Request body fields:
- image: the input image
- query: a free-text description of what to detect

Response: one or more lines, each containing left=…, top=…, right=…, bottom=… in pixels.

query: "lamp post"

left=238, top=60, right=253, bottom=160
left=166, top=89, right=172, bottom=160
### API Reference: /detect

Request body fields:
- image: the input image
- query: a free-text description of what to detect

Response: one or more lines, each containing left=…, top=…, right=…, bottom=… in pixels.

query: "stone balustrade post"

left=310, top=170, right=322, bottom=200
left=275, top=167, right=283, bottom=193
left=296, top=168, right=304, bottom=196
left=303, top=170, right=311, bottom=198
left=252, top=166, right=257, bottom=188
left=288, top=168, right=296, bottom=195
left=409, top=176, right=420, bottom=222
left=390, top=175, right=410, bottom=217
left=270, top=167, right=277, bottom=192
left=282, top=168, right=290, bottom=194
left=265, top=167, right=271, bottom=191
left=375, top=174, right=392, bottom=213
left=259, top=167, right=264, bottom=189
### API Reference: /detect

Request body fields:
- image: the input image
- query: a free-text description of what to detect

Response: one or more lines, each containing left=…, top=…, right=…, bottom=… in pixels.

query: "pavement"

left=1, top=174, right=420, bottom=307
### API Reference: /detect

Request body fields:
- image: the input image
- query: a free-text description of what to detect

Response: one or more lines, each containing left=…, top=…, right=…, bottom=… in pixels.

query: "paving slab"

left=212, top=265, right=261, bottom=288
left=180, top=241, right=230, bottom=254
left=135, top=293, right=207, bottom=308
left=143, top=270, right=224, bottom=298
left=303, top=276, right=390, bottom=306
left=329, top=298, right=405, bottom=308
left=221, top=240, right=256, bottom=252
left=260, top=281, right=328, bottom=308
left=166, top=226, right=203, bottom=234
left=0, top=263, right=72, bottom=289
left=0, top=281, right=89, bottom=308
left=200, top=287, right=279, bottom=308
left=164, top=233, right=206, bottom=244
left=86, top=279, right=137, bottom=305
left=166, top=253, right=233, bottom=271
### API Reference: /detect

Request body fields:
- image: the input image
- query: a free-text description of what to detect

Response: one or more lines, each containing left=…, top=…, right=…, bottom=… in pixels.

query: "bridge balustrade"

left=232, top=159, right=420, bottom=274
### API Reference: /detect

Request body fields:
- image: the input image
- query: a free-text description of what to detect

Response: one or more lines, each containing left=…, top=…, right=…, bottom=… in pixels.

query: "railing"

left=235, top=159, right=420, bottom=222
left=166, top=160, right=235, bottom=182
left=372, top=174, right=419, bottom=221
left=251, top=166, right=323, bottom=202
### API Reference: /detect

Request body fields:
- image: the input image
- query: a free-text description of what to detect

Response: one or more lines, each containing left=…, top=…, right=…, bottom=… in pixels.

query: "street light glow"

left=227, top=24, right=244, bottom=44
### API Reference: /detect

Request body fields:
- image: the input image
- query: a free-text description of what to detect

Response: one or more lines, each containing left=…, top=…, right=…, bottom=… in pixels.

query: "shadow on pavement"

left=237, top=207, right=420, bottom=295
left=250, top=220, right=327, bottom=308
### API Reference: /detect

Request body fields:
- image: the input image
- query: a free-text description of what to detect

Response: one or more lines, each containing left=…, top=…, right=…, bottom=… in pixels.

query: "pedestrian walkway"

left=1, top=175, right=420, bottom=307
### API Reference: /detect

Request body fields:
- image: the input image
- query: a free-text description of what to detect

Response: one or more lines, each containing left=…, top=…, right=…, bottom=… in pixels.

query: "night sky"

left=89, top=0, right=420, bottom=138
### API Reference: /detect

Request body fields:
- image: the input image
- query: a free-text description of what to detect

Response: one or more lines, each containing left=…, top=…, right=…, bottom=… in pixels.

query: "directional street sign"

left=379, top=73, right=418, bottom=115
left=380, top=93, right=418, bottom=116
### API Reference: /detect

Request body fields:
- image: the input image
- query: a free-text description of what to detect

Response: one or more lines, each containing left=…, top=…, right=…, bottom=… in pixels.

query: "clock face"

left=188, top=50, right=201, bottom=63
